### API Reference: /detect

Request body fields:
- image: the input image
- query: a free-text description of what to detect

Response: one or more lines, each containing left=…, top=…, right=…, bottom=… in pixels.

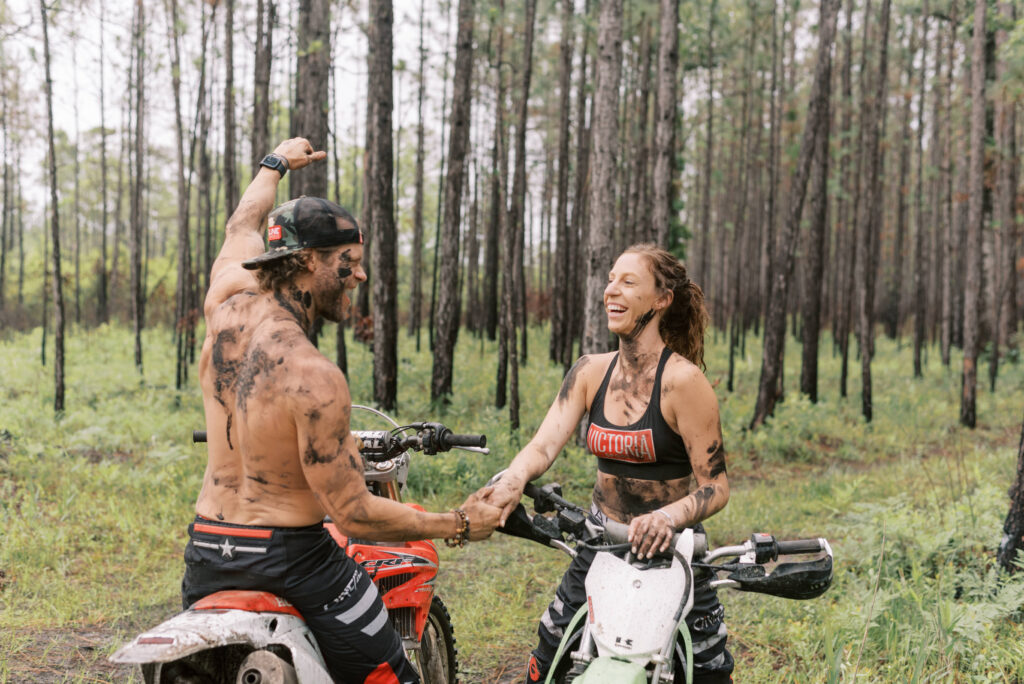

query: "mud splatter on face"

left=623, top=308, right=656, bottom=342
left=336, top=249, right=354, bottom=279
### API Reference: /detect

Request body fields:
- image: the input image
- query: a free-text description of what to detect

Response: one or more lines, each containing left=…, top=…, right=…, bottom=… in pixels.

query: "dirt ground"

left=5, top=621, right=525, bottom=683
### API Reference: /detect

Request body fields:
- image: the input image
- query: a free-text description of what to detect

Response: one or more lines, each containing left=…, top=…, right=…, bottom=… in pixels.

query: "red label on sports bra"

left=587, top=424, right=656, bottom=464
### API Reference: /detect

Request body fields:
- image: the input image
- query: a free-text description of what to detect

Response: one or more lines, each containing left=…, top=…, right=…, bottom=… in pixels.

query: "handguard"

left=500, top=504, right=563, bottom=546
left=727, top=554, right=833, bottom=600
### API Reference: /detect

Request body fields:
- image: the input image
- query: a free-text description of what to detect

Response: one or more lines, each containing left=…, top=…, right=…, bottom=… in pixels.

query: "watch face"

left=262, top=155, right=285, bottom=173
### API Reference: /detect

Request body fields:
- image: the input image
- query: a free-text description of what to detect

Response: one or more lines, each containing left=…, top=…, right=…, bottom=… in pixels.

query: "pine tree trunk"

left=652, top=0, right=679, bottom=247
left=431, top=0, right=475, bottom=402
left=97, top=0, right=109, bottom=323
left=224, top=0, right=238, bottom=216
left=252, top=0, right=275, bottom=175
left=292, top=0, right=330, bottom=199
left=167, top=0, right=191, bottom=389
left=836, top=0, right=855, bottom=399
left=698, top=1, right=714, bottom=296
left=751, top=0, right=839, bottom=430
left=483, top=30, right=504, bottom=346
left=358, top=22, right=375, bottom=321
left=914, top=5, right=931, bottom=376
left=999, top=412, right=1024, bottom=571
left=502, top=0, right=536, bottom=420
left=799, top=41, right=831, bottom=404
left=581, top=0, right=623, bottom=357
left=130, top=0, right=145, bottom=372
left=410, top=0, right=427, bottom=349
left=41, top=0, right=66, bottom=411
left=369, top=0, right=398, bottom=410
left=565, top=2, right=592, bottom=369
left=961, top=0, right=987, bottom=428
left=72, top=38, right=81, bottom=326
left=990, top=0, right=1016, bottom=393
left=629, top=17, right=653, bottom=245
left=856, top=0, right=892, bottom=423
left=890, top=18, right=918, bottom=342
left=550, top=0, right=574, bottom=365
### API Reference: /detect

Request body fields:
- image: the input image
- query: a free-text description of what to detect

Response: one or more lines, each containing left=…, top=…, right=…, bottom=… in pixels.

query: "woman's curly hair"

left=623, top=243, right=710, bottom=371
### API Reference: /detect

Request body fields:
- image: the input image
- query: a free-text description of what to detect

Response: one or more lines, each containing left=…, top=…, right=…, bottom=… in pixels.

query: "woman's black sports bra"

left=586, top=346, right=692, bottom=481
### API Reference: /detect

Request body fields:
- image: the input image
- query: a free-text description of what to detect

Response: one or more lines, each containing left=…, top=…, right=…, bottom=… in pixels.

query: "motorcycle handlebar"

left=440, top=432, right=487, bottom=449
left=777, top=538, right=825, bottom=555
left=193, top=431, right=207, bottom=443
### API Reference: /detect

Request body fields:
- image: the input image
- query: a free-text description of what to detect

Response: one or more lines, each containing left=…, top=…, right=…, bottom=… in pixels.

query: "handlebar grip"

left=523, top=482, right=541, bottom=499
left=777, top=538, right=824, bottom=555
left=441, top=433, right=487, bottom=449
left=193, top=431, right=207, bottom=443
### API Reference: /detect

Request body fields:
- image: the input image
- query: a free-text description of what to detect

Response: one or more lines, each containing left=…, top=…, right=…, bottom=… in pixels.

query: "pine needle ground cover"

left=1, top=324, right=1022, bottom=682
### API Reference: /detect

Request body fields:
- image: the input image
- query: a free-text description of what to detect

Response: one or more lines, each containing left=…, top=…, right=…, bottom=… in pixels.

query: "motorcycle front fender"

left=571, top=656, right=648, bottom=684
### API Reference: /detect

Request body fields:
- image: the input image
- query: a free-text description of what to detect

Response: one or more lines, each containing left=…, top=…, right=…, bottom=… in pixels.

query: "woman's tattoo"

left=707, top=441, right=727, bottom=478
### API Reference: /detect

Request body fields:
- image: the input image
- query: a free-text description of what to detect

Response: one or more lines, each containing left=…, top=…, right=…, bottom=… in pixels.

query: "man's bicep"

left=205, top=232, right=264, bottom=313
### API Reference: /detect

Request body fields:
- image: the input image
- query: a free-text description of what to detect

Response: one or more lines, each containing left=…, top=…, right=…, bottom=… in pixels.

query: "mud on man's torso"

left=589, top=350, right=691, bottom=524
left=196, top=290, right=326, bottom=526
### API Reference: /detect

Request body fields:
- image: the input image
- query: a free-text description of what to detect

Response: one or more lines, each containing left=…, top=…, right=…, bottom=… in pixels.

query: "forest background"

left=3, top=0, right=1024, bottom=681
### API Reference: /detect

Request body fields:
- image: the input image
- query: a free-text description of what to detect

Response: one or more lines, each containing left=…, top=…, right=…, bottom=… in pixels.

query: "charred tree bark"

left=999, top=412, right=1024, bottom=571
left=369, top=0, right=397, bottom=410
left=581, top=0, right=623, bottom=357
left=961, top=0, right=987, bottom=428
left=41, top=0, right=66, bottom=411
left=431, top=0, right=475, bottom=403
left=750, top=0, right=839, bottom=430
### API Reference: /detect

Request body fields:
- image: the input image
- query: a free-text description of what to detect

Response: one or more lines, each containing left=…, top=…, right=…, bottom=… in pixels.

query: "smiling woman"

left=485, top=244, right=734, bottom=683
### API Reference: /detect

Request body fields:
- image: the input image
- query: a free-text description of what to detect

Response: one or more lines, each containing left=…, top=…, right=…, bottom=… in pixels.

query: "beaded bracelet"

left=445, top=508, right=470, bottom=548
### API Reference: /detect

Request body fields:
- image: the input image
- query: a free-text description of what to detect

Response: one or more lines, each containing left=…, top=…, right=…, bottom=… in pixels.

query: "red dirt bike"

left=111, top=406, right=487, bottom=683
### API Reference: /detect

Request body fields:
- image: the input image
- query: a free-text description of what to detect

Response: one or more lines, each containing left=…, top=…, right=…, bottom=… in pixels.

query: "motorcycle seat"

left=191, top=590, right=305, bottom=620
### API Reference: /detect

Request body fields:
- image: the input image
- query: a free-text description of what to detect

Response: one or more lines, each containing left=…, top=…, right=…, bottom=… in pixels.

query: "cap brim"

left=241, top=246, right=300, bottom=270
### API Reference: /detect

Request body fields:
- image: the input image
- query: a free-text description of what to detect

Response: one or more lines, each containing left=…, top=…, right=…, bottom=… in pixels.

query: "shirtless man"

left=183, top=137, right=500, bottom=683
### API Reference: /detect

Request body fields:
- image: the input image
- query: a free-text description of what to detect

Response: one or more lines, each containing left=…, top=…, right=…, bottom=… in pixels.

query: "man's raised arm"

left=205, top=138, right=327, bottom=314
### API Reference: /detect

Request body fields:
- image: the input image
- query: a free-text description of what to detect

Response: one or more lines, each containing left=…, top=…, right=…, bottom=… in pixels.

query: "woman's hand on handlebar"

left=459, top=490, right=503, bottom=541
left=628, top=509, right=676, bottom=559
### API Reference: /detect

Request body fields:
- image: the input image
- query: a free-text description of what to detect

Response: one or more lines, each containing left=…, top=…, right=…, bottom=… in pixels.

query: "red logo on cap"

left=268, top=225, right=283, bottom=242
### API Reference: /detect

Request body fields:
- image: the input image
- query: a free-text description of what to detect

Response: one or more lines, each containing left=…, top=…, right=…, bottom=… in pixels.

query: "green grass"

left=1, top=321, right=1023, bottom=681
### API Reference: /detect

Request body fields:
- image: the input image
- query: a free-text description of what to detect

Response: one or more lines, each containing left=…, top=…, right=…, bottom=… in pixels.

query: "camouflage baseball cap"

left=242, top=197, right=363, bottom=270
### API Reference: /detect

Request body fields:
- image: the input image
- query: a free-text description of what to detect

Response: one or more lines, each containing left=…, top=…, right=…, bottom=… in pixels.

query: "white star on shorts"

left=219, top=539, right=235, bottom=559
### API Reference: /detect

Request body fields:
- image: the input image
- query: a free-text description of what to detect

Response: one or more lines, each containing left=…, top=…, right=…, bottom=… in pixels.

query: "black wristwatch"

left=259, top=153, right=289, bottom=177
